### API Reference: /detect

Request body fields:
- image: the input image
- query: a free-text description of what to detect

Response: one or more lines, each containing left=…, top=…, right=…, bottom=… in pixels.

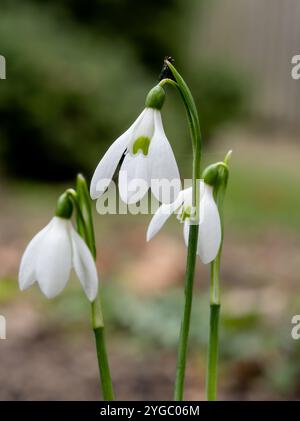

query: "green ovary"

left=179, top=206, right=191, bottom=222
left=132, top=136, right=150, bottom=156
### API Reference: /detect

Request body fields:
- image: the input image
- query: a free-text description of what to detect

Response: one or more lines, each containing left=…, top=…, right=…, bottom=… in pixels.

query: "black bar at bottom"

left=0, top=401, right=298, bottom=419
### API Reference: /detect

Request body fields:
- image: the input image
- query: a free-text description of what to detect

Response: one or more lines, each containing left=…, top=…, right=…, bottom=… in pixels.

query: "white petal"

left=181, top=182, right=205, bottom=212
left=197, top=185, right=221, bottom=264
left=181, top=187, right=193, bottom=210
left=18, top=219, right=54, bottom=290
left=129, top=108, right=155, bottom=150
left=149, top=110, right=181, bottom=204
left=90, top=109, right=146, bottom=200
left=118, top=152, right=150, bottom=204
left=36, top=217, right=72, bottom=298
left=147, top=191, right=185, bottom=241
left=70, top=227, right=98, bottom=302
left=183, top=220, right=190, bottom=247
left=180, top=182, right=205, bottom=223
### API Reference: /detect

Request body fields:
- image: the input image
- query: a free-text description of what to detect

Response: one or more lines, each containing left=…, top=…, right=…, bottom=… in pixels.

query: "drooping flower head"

left=19, top=193, right=98, bottom=301
left=147, top=180, right=221, bottom=264
left=147, top=154, right=232, bottom=264
left=90, top=85, right=181, bottom=205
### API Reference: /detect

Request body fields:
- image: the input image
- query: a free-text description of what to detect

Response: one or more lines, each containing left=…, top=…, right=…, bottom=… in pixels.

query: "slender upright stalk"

left=72, top=175, right=115, bottom=401
left=161, top=61, right=202, bottom=400
left=205, top=152, right=231, bottom=401
left=206, top=252, right=221, bottom=400
left=173, top=224, right=199, bottom=400
left=91, top=296, right=115, bottom=401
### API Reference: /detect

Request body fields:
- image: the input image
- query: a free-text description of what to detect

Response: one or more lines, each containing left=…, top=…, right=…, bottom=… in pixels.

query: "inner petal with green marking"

left=132, top=136, right=151, bottom=156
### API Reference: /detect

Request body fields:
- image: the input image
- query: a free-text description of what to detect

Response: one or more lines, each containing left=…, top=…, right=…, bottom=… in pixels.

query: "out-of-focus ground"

left=1, top=129, right=300, bottom=400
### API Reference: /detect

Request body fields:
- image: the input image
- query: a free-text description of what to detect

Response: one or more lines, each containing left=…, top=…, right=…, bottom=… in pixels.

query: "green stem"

left=205, top=153, right=231, bottom=401
left=206, top=304, right=220, bottom=401
left=91, top=297, right=115, bottom=401
left=93, top=327, right=114, bottom=400
left=72, top=175, right=115, bottom=401
left=163, top=62, right=202, bottom=401
left=174, top=223, right=199, bottom=400
left=206, top=255, right=221, bottom=401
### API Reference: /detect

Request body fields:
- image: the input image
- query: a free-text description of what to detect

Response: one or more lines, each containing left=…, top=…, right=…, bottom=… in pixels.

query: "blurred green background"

left=0, top=0, right=300, bottom=400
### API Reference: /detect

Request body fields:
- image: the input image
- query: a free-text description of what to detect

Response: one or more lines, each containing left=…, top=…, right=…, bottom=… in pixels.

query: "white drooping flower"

left=147, top=181, right=221, bottom=264
left=90, top=86, right=181, bottom=205
left=19, top=216, right=98, bottom=301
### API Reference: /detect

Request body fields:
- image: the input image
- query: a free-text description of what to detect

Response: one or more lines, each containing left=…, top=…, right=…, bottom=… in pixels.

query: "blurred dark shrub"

left=0, top=4, right=149, bottom=180
left=0, top=2, right=246, bottom=180
left=33, top=0, right=185, bottom=71
left=190, top=62, right=247, bottom=139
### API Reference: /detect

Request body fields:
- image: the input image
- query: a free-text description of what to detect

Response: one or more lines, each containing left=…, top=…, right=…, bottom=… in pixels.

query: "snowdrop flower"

left=147, top=181, right=221, bottom=264
left=19, top=194, right=98, bottom=301
left=90, top=85, right=181, bottom=205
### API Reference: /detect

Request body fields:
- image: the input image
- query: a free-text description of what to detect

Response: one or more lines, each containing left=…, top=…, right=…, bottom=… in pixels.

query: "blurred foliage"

left=191, top=63, right=247, bottom=139
left=34, top=281, right=300, bottom=396
left=0, top=277, right=19, bottom=303
left=32, top=0, right=185, bottom=71
left=0, top=4, right=148, bottom=180
left=0, top=0, right=246, bottom=180
left=225, top=153, right=300, bottom=232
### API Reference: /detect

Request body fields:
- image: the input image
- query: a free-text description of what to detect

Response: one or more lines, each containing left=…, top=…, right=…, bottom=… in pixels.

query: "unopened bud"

left=55, top=192, right=73, bottom=219
left=145, top=85, right=165, bottom=110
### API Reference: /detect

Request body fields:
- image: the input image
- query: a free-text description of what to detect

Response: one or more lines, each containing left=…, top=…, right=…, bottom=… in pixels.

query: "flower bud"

left=202, top=163, right=221, bottom=186
left=55, top=192, right=73, bottom=219
left=202, top=162, right=228, bottom=188
left=145, top=85, right=165, bottom=110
